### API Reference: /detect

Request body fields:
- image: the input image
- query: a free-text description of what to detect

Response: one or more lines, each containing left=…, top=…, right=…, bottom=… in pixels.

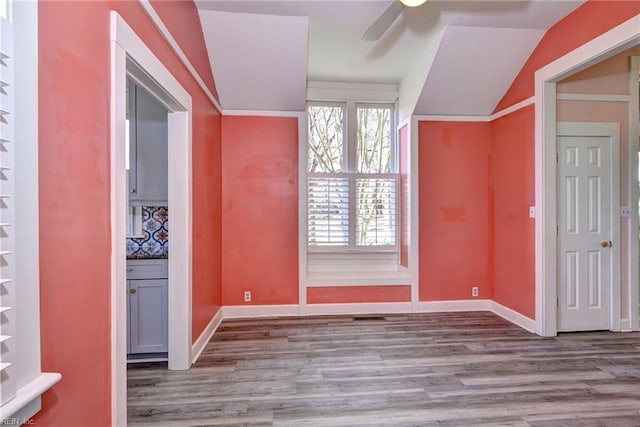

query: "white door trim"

left=556, top=121, right=621, bottom=331
left=535, top=14, right=640, bottom=336
left=629, top=56, right=640, bottom=332
left=110, top=11, right=193, bottom=426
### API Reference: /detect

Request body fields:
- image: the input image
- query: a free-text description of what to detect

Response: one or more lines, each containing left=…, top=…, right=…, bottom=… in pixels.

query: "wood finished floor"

left=127, top=312, right=640, bottom=426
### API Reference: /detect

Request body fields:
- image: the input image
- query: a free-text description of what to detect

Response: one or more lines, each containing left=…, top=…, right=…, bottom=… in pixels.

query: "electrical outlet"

left=243, top=291, right=251, bottom=302
left=472, top=286, right=479, bottom=297
left=620, top=206, right=630, bottom=218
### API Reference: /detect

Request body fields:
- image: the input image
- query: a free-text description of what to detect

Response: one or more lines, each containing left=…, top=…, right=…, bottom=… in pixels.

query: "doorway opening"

left=535, top=15, right=640, bottom=336
left=110, top=12, right=193, bottom=425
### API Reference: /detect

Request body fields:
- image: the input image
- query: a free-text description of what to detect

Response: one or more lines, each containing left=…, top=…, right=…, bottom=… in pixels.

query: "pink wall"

left=495, top=0, right=640, bottom=111
left=418, top=122, right=491, bottom=301
left=490, top=106, right=536, bottom=318
left=307, top=286, right=411, bottom=304
left=221, top=116, right=299, bottom=306
left=36, top=1, right=222, bottom=425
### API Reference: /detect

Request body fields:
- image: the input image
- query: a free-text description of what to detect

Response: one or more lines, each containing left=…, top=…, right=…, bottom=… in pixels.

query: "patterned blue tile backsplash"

left=127, top=206, right=168, bottom=259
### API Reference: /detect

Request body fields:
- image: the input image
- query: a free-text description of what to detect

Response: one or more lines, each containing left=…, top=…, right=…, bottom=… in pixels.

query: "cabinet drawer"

left=126, top=259, right=168, bottom=279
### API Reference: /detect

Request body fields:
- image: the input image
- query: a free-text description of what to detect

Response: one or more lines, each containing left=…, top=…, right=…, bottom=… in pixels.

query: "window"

left=307, top=102, right=398, bottom=251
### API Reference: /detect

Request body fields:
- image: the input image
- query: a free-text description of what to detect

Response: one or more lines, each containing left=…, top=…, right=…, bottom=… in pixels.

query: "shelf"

left=0, top=362, right=11, bottom=372
left=0, top=251, right=11, bottom=256
left=0, top=279, right=11, bottom=285
left=0, top=307, right=12, bottom=313
left=0, top=335, right=11, bottom=344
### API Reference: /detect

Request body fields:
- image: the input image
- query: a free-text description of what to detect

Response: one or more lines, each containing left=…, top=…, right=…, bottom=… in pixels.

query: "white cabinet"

left=127, top=259, right=168, bottom=355
left=128, top=79, right=168, bottom=206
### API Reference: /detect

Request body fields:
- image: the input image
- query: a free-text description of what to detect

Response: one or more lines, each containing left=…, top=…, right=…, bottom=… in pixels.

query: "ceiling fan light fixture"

left=399, top=0, right=427, bottom=7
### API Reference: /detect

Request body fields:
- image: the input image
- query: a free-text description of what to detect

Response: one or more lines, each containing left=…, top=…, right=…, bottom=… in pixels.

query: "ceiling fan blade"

left=362, top=1, right=405, bottom=42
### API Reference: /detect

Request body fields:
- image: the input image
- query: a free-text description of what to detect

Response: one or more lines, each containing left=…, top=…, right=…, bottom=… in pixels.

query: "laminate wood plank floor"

left=127, top=312, right=640, bottom=426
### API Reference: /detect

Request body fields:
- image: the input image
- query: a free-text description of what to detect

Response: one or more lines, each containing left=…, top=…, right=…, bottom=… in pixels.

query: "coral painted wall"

left=418, top=122, right=491, bottom=301
left=221, top=116, right=299, bottom=305
left=490, top=106, right=536, bottom=318
left=495, top=0, right=640, bottom=111
left=36, top=1, right=222, bottom=425
left=307, top=286, right=411, bottom=304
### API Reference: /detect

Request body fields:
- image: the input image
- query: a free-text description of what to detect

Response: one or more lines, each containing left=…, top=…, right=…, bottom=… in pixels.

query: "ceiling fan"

left=362, top=0, right=428, bottom=41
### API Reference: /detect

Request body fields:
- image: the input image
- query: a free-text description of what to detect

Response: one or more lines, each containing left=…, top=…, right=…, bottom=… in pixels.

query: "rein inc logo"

left=2, top=418, right=34, bottom=425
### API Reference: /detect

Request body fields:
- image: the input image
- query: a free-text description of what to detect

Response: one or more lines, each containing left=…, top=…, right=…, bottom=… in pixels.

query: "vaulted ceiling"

left=196, top=0, right=585, bottom=116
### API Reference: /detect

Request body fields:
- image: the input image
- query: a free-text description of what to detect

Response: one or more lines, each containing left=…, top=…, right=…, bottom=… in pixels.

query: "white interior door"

left=557, top=132, right=614, bottom=332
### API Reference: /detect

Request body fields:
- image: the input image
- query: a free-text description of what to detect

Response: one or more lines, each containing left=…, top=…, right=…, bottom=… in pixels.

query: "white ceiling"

left=196, top=0, right=585, bottom=114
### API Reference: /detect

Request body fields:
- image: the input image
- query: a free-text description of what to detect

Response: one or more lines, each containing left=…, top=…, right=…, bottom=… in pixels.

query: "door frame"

left=556, top=121, right=621, bottom=332
left=110, top=12, right=193, bottom=426
left=535, top=15, right=640, bottom=336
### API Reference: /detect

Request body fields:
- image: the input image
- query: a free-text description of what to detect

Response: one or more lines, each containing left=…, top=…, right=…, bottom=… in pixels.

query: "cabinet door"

left=129, top=82, right=168, bottom=206
left=129, top=278, right=168, bottom=354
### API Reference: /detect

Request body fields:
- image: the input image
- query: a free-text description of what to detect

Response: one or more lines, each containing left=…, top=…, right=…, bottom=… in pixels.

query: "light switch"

left=529, top=206, right=536, bottom=218
left=620, top=206, right=630, bottom=217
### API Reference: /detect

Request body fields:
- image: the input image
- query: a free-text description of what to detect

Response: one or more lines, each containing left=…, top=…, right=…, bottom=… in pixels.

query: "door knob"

left=600, top=240, right=613, bottom=248
left=130, top=288, right=137, bottom=294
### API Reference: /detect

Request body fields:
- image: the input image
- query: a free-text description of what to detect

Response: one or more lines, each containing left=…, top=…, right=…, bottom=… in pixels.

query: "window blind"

left=307, top=175, right=350, bottom=246
left=308, top=173, right=399, bottom=249
left=0, top=13, right=16, bottom=406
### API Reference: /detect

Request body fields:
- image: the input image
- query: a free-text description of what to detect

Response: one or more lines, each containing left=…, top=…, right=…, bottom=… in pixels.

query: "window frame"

left=306, top=100, right=399, bottom=253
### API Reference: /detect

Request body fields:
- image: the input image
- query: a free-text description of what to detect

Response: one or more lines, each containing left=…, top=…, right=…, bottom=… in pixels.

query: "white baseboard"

left=490, top=301, right=536, bottom=333
left=619, top=318, right=632, bottom=332
left=301, top=302, right=412, bottom=316
left=191, top=307, right=223, bottom=364
left=223, top=304, right=300, bottom=319
left=418, top=299, right=492, bottom=312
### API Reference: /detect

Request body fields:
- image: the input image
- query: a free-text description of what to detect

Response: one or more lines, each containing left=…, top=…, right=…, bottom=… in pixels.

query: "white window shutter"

left=355, top=177, right=397, bottom=246
left=0, top=13, right=17, bottom=406
left=307, top=176, right=350, bottom=246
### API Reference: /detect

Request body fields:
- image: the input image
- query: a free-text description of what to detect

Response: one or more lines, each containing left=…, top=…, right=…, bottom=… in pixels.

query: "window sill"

left=0, top=372, right=61, bottom=421
left=306, top=270, right=411, bottom=286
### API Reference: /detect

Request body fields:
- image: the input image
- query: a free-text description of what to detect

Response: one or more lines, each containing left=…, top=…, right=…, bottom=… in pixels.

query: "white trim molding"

left=418, top=299, right=492, bottom=312
left=491, top=96, right=535, bottom=121
left=224, top=109, right=305, bottom=117
left=413, top=96, right=535, bottom=124
left=191, top=308, right=224, bottom=364
left=413, top=114, right=491, bottom=123
left=556, top=93, right=631, bottom=102
left=534, top=13, right=640, bottom=337
left=136, top=0, right=222, bottom=113
left=307, top=81, right=398, bottom=103
left=490, top=301, right=536, bottom=333
left=223, top=305, right=300, bottom=319
left=629, top=55, right=640, bottom=332
left=0, top=373, right=61, bottom=422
